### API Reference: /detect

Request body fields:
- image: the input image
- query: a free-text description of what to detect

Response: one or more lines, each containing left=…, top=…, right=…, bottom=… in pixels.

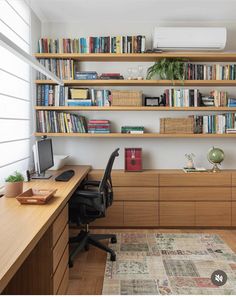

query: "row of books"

left=184, top=63, right=236, bottom=80
left=88, top=120, right=110, bottom=134
left=37, top=59, right=74, bottom=80
left=38, top=36, right=146, bottom=54
left=163, top=89, right=201, bottom=107
left=192, top=113, right=236, bottom=134
left=36, top=111, right=87, bottom=133
left=36, top=85, right=111, bottom=106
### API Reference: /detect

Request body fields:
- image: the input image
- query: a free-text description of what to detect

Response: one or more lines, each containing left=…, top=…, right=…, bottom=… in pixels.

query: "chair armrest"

left=74, top=189, right=100, bottom=199
left=82, top=180, right=100, bottom=187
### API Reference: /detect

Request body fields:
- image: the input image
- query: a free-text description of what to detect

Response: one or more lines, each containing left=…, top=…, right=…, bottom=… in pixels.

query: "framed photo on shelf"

left=125, top=148, right=142, bottom=171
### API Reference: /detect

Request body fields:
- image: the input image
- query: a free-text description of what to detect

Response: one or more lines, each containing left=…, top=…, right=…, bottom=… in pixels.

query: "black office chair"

left=68, top=148, right=119, bottom=267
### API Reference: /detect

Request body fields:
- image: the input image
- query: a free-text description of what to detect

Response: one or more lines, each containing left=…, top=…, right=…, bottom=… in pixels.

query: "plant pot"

left=5, top=181, right=23, bottom=198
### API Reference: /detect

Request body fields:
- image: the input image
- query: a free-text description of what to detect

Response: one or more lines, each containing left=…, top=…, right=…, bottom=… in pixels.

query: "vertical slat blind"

left=0, top=0, right=31, bottom=183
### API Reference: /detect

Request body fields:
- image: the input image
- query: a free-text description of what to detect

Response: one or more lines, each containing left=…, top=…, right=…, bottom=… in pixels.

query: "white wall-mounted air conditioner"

left=153, top=27, right=227, bottom=51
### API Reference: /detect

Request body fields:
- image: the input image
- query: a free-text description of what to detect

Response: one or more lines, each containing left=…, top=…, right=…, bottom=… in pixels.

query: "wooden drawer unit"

left=160, top=202, right=195, bottom=226
left=160, top=187, right=231, bottom=201
left=53, top=225, right=69, bottom=273
left=196, top=202, right=231, bottom=226
left=232, top=188, right=236, bottom=201
left=232, top=202, right=236, bottom=226
left=56, top=267, right=69, bottom=295
left=88, top=170, right=159, bottom=187
left=114, top=187, right=158, bottom=201
left=124, top=201, right=158, bottom=226
left=52, top=204, right=68, bottom=247
left=53, top=245, right=69, bottom=294
left=160, top=173, right=231, bottom=187
left=91, top=201, right=124, bottom=227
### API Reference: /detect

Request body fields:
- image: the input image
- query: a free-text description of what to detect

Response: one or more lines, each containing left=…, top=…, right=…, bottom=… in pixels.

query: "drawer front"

left=91, top=201, right=124, bottom=227
left=232, top=174, right=236, bottom=186
left=56, top=267, right=69, bottom=295
left=114, top=187, right=159, bottom=201
left=53, top=225, right=69, bottom=273
left=52, top=204, right=68, bottom=247
left=160, top=187, right=231, bottom=201
left=160, top=173, right=231, bottom=187
left=231, top=188, right=236, bottom=201
left=124, top=201, right=158, bottom=226
left=88, top=171, right=159, bottom=187
left=160, top=202, right=195, bottom=226
left=232, top=202, right=236, bottom=226
left=196, top=202, right=231, bottom=226
left=53, top=245, right=69, bottom=294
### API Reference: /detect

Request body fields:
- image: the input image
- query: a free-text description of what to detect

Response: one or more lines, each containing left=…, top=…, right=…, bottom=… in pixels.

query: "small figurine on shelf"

left=185, top=153, right=195, bottom=169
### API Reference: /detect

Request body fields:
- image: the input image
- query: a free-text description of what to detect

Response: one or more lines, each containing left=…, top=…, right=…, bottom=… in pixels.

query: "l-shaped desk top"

left=0, top=165, right=91, bottom=293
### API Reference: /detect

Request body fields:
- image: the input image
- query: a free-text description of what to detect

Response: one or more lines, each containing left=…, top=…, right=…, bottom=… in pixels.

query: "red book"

left=89, top=120, right=109, bottom=124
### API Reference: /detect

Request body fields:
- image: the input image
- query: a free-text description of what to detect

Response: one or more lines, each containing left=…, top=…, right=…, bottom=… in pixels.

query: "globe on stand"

left=207, top=147, right=225, bottom=172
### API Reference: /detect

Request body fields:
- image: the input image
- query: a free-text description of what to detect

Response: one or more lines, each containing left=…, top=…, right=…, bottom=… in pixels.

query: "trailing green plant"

left=5, top=171, right=24, bottom=183
left=146, top=58, right=186, bottom=81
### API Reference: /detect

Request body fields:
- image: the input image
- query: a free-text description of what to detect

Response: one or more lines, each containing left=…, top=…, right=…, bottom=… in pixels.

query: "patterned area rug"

left=102, top=233, right=236, bottom=295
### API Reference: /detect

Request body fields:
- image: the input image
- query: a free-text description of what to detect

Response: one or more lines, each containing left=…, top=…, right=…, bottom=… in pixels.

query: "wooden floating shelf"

left=35, top=79, right=236, bottom=86
left=34, top=106, right=236, bottom=112
left=34, top=52, right=236, bottom=62
left=34, top=133, right=236, bottom=138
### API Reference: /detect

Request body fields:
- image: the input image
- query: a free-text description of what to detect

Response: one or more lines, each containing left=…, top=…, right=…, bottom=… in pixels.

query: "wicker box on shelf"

left=111, top=90, right=143, bottom=106
left=160, top=117, right=194, bottom=134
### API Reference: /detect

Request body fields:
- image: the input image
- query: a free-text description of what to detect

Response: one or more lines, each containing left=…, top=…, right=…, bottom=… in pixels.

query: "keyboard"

left=55, top=169, right=75, bottom=182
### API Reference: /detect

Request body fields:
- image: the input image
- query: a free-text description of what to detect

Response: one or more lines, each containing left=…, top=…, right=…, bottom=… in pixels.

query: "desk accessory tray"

left=16, top=188, right=57, bottom=205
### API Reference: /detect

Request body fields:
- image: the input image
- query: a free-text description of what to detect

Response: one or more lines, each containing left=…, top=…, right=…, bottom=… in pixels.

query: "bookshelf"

left=34, top=106, right=236, bottom=112
left=34, top=52, right=236, bottom=62
left=34, top=51, right=236, bottom=138
left=35, top=79, right=236, bottom=87
left=34, top=132, right=236, bottom=138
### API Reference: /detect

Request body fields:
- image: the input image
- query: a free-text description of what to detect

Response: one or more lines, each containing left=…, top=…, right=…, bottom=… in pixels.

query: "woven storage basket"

left=160, top=117, right=194, bottom=134
left=111, top=90, right=143, bottom=106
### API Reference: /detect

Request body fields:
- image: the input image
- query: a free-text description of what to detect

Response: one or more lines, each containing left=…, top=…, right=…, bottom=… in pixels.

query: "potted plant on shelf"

left=146, top=58, right=185, bottom=81
left=5, top=171, right=24, bottom=198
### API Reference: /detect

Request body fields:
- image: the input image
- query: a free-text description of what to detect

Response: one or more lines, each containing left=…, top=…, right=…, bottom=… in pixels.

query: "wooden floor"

left=67, top=228, right=236, bottom=295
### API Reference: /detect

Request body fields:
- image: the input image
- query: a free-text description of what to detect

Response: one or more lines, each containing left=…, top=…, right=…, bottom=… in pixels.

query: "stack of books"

left=121, top=126, right=144, bottom=134
left=74, top=71, right=98, bottom=80
left=99, top=73, right=124, bottom=80
left=163, top=89, right=201, bottom=107
left=36, top=111, right=87, bottom=133
left=68, top=89, right=92, bottom=106
left=228, top=98, right=236, bottom=107
left=37, top=59, right=74, bottom=80
left=38, top=36, right=146, bottom=54
left=36, top=85, right=69, bottom=106
left=88, top=120, right=110, bottom=134
left=184, top=63, right=236, bottom=80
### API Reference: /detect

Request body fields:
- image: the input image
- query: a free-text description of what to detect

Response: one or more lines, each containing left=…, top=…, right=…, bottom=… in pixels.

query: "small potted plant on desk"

left=5, top=171, right=24, bottom=198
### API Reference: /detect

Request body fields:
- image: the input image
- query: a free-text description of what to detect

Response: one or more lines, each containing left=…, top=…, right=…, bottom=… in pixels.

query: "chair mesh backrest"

left=99, top=148, right=119, bottom=193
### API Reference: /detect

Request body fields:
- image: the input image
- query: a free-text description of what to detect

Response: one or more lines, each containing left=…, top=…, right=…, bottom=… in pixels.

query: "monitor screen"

left=36, top=138, right=54, bottom=174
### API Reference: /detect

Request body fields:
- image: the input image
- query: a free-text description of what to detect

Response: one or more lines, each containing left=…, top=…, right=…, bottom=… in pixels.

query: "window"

left=0, top=0, right=31, bottom=182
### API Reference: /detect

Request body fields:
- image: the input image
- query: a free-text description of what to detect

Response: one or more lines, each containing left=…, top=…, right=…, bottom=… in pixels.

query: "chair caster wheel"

left=111, top=236, right=117, bottom=244
left=110, top=254, right=116, bottom=261
left=84, top=244, right=89, bottom=251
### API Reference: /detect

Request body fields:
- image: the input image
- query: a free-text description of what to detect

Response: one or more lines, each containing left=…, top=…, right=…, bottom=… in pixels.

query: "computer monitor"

left=32, top=138, right=54, bottom=179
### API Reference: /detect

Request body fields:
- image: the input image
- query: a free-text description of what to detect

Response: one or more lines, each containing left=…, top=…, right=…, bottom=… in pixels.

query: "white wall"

left=41, top=21, right=236, bottom=170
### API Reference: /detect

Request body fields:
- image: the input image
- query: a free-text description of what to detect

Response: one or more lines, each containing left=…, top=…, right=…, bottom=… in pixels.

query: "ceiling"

left=30, top=0, right=236, bottom=23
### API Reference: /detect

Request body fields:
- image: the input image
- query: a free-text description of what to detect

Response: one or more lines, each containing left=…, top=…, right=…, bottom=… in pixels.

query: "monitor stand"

left=31, top=172, right=52, bottom=179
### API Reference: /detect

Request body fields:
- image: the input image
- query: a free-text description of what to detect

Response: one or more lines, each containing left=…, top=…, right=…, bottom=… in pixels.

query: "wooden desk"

left=0, top=165, right=90, bottom=294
